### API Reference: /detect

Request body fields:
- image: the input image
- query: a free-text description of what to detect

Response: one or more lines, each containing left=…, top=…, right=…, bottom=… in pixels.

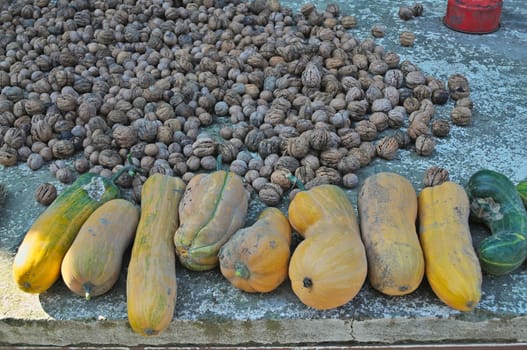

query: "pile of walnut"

left=0, top=0, right=473, bottom=206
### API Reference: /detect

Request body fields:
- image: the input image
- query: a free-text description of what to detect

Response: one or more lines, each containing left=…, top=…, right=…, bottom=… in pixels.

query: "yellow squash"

left=418, top=181, right=482, bottom=311
left=357, top=172, right=425, bottom=296
left=127, top=173, right=185, bottom=336
left=61, top=199, right=139, bottom=300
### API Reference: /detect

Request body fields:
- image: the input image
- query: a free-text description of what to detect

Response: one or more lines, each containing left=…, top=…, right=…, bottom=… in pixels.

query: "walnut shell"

left=270, top=168, right=293, bottom=190
left=27, top=153, right=44, bottom=170
left=35, top=183, right=57, bottom=206
left=337, top=155, right=361, bottom=173
left=415, top=134, right=435, bottom=156
left=431, top=119, right=451, bottom=137
left=423, top=166, right=449, bottom=187
left=447, top=74, right=470, bottom=100
left=450, top=106, right=472, bottom=126
left=302, top=62, right=322, bottom=88
left=56, top=167, right=75, bottom=184
left=376, top=136, right=399, bottom=160
left=98, top=149, right=123, bottom=169
left=342, top=173, right=359, bottom=189
left=51, top=140, right=75, bottom=159
left=258, top=182, right=283, bottom=206
left=399, top=6, right=414, bottom=20
left=371, top=24, right=386, bottom=38
left=192, top=137, right=217, bottom=157
left=355, top=120, right=378, bottom=141
left=399, top=31, right=416, bottom=46
left=341, top=15, right=358, bottom=29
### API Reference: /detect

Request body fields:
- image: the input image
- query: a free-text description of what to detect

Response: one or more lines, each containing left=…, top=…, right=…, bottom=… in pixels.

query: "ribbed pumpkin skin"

left=13, top=173, right=120, bottom=294
left=357, top=172, right=424, bottom=296
left=219, top=207, right=291, bottom=293
left=418, top=181, right=482, bottom=311
left=288, top=184, right=355, bottom=238
left=127, top=174, right=185, bottom=337
left=61, top=199, right=139, bottom=300
left=288, top=184, right=367, bottom=310
left=174, top=170, right=248, bottom=271
left=466, top=169, right=527, bottom=275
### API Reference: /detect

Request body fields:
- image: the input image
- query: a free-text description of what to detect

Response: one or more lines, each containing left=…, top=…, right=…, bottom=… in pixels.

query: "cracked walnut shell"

left=376, top=136, right=399, bottom=160
left=35, top=183, right=57, bottom=206
left=400, top=31, right=416, bottom=46
left=415, top=134, right=435, bottom=156
left=423, top=166, right=450, bottom=187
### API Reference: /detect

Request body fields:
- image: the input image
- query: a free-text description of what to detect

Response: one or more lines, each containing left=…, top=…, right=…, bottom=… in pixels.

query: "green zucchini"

left=466, top=169, right=527, bottom=275
left=13, top=167, right=133, bottom=293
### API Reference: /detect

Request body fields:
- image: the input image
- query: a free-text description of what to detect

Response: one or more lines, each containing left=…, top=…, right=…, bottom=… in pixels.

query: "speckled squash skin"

left=219, top=207, right=291, bottom=293
left=174, top=170, right=248, bottom=271
left=127, top=174, right=185, bottom=337
left=61, top=199, right=139, bottom=300
left=418, top=181, right=482, bottom=311
left=357, top=172, right=425, bottom=296
left=13, top=173, right=120, bottom=294
left=287, top=184, right=367, bottom=310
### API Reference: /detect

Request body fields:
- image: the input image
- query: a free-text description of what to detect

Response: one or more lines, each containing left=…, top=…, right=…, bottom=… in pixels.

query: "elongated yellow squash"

left=127, top=174, right=185, bottom=336
left=61, top=199, right=139, bottom=300
left=418, top=181, right=482, bottom=311
left=358, top=172, right=424, bottom=296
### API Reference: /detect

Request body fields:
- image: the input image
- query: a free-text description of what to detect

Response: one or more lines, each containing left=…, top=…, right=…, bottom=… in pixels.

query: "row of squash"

left=11, top=167, right=527, bottom=337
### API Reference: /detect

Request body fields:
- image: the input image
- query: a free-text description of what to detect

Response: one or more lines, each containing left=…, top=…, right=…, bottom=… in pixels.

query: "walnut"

left=423, top=166, right=449, bottom=187
left=218, top=141, right=239, bottom=163
left=407, top=120, right=429, bottom=140
left=431, top=119, right=451, bottom=137
left=355, top=120, right=378, bottom=141
left=455, top=97, right=474, bottom=109
left=399, top=31, right=416, bottom=46
left=307, top=129, right=331, bottom=151
left=451, top=106, right=472, bottom=126
left=270, top=168, right=293, bottom=190
left=301, top=154, right=321, bottom=170
left=3, top=127, right=26, bottom=149
left=360, top=141, right=377, bottom=159
left=258, top=182, right=283, bottom=206
left=415, top=134, right=435, bottom=156
left=369, top=60, right=388, bottom=75
left=294, top=165, right=316, bottom=185
left=369, top=112, right=389, bottom=131
left=230, top=159, right=248, bottom=176
left=275, top=156, right=300, bottom=173
left=244, top=129, right=266, bottom=152
left=302, top=62, right=322, bottom=88
left=392, top=129, right=412, bottom=149
left=405, top=71, right=426, bottom=89
left=35, top=183, right=57, bottom=206
left=340, top=15, right=358, bottom=29
left=399, top=6, right=414, bottom=20
left=403, top=96, right=420, bottom=114
left=305, top=176, right=332, bottom=189
left=376, top=136, right=399, bottom=160
left=315, top=166, right=341, bottom=185
left=319, top=148, right=343, bottom=168
left=413, top=3, right=424, bottom=16
left=432, top=89, right=449, bottom=105
left=342, top=173, right=359, bottom=189
left=409, top=111, right=431, bottom=125
left=413, top=85, right=432, bottom=101
left=371, top=98, right=392, bottom=113
left=337, top=155, right=361, bottom=173
left=56, top=167, right=75, bottom=184
left=349, top=147, right=371, bottom=167
left=371, top=24, right=386, bottom=38
left=98, top=149, right=123, bottom=169
left=51, top=140, right=75, bottom=159
left=339, top=129, right=361, bottom=149
left=74, top=157, right=90, bottom=173
left=447, top=74, right=470, bottom=100
left=27, top=153, right=44, bottom=170
left=388, top=107, right=407, bottom=128
left=347, top=100, right=368, bottom=121
left=192, top=137, right=217, bottom=157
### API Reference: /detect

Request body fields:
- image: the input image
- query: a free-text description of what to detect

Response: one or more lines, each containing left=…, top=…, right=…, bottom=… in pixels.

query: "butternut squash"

left=219, top=207, right=291, bottom=293
left=357, top=172, right=424, bottom=296
left=61, top=199, right=139, bottom=300
left=127, top=173, right=185, bottom=336
left=288, top=184, right=367, bottom=310
left=418, top=181, right=482, bottom=311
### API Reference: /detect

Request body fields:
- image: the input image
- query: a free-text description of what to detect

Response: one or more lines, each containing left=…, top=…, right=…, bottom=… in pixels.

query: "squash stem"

left=286, top=174, right=305, bottom=191
left=83, top=282, right=93, bottom=301
left=234, top=262, right=250, bottom=280
left=110, top=165, right=136, bottom=183
left=303, top=277, right=313, bottom=288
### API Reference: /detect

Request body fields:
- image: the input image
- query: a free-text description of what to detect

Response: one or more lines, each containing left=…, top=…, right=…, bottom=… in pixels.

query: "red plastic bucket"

left=444, top=0, right=502, bottom=34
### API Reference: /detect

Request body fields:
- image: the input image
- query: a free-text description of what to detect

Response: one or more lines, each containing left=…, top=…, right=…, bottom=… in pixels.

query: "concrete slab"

left=1, top=0, right=527, bottom=347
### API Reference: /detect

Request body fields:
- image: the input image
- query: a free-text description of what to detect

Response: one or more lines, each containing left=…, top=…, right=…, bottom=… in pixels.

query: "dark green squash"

left=466, top=169, right=527, bottom=275
left=517, top=180, right=527, bottom=208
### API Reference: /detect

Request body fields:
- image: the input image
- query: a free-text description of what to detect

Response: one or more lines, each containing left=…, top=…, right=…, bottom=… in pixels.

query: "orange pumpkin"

left=219, top=207, right=291, bottom=293
left=288, top=184, right=367, bottom=310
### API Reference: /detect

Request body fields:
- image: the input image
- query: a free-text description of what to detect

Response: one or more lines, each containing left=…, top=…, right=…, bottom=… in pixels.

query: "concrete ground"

left=1, top=0, right=527, bottom=347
